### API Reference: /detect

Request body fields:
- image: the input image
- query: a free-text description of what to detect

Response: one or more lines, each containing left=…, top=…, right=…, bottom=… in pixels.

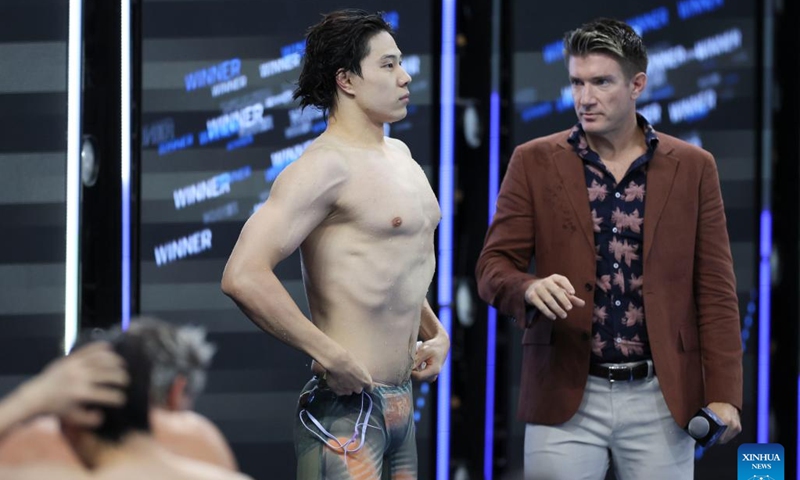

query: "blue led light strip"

left=758, top=210, right=771, bottom=443
left=437, top=0, right=456, bottom=478
left=484, top=0, right=502, bottom=472
left=121, top=0, right=132, bottom=330
left=484, top=90, right=500, bottom=480
left=759, top=0, right=774, bottom=448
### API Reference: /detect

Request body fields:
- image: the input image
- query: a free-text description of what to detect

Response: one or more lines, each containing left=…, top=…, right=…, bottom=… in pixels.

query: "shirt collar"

left=567, top=113, right=659, bottom=153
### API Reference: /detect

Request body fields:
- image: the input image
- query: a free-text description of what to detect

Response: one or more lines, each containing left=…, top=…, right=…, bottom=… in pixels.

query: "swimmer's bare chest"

left=345, top=154, right=438, bottom=234
left=301, top=154, right=440, bottom=315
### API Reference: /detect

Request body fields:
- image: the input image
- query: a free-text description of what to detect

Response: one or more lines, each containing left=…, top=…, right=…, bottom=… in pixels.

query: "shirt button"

left=612, top=227, right=618, bottom=233
left=584, top=283, right=593, bottom=292
left=613, top=263, right=619, bottom=269
left=615, top=337, right=622, bottom=344
left=615, top=300, right=621, bottom=307
left=615, top=192, right=621, bottom=198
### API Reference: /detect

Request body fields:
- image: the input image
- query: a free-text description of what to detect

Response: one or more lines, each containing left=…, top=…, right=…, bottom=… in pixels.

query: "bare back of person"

left=0, top=416, right=81, bottom=467
left=150, top=408, right=238, bottom=470
left=0, top=464, right=89, bottom=480
left=0, top=411, right=236, bottom=471
left=91, top=436, right=252, bottom=480
left=0, top=438, right=250, bottom=480
left=300, top=134, right=440, bottom=385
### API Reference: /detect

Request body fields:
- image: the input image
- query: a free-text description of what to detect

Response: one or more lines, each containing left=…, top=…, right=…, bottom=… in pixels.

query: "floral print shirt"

left=567, top=115, right=658, bottom=363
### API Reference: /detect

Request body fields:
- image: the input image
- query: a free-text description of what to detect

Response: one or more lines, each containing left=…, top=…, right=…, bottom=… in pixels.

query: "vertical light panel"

left=436, top=306, right=453, bottom=480
left=759, top=0, right=774, bottom=446
left=758, top=209, right=771, bottom=443
left=484, top=0, right=502, bottom=474
left=484, top=90, right=500, bottom=480
left=121, top=0, right=132, bottom=330
left=65, top=0, right=83, bottom=353
left=437, top=0, right=456, bottom=478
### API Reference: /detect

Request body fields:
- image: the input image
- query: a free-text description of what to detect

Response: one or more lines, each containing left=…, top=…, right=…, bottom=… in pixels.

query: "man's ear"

left=631, top=71, right=647, bottom=99
left=335, top=68, right=357, bottom=96
left=166, top=375, right=189, bottom=411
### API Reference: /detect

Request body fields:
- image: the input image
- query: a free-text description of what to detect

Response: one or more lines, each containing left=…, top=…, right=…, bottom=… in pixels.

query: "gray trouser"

left=524, top=373, right=695, bottom=480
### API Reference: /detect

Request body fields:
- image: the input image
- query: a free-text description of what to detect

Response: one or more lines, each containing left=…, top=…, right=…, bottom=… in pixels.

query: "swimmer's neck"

left=324, top=111, right=387, bottom=148
left=91, top=432, right=166, bottom=469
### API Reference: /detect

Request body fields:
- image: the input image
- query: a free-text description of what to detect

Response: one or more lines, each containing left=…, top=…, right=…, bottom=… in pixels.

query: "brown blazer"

left=475, top=129, right=743, bottom=428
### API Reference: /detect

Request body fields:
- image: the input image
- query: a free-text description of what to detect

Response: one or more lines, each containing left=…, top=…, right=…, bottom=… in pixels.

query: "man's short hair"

left=563, top=18, right=648, bottom=79
left=126, top=317, right=216, bottom=406
left=293, top=9, right=395, bottom=116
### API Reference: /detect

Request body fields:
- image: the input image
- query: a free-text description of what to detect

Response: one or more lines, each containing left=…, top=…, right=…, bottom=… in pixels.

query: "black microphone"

left=686, top=407, right=727, bottom=447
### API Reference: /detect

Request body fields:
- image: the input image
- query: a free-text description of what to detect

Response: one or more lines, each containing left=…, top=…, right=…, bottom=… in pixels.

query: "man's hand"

left=311, top=351, right=374, bottom=397
left=411, top=333, right=450, bottom=383
left=524, top=274, right=586, bottom=320
left=706, top=402, right=742, bottom=444
left=18, top=342, right=129, bottom=427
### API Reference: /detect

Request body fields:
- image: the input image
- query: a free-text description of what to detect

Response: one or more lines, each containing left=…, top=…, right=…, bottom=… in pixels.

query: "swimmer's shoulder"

left=385, top=136, right=412, bottom=158
left=280, top=136, right=352, bottom=185
left=150, top=409, right=236, bottom=468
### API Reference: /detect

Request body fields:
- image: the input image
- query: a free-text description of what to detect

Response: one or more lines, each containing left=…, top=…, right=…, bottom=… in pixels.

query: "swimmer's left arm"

left=411, top=300, right=450, bottom=383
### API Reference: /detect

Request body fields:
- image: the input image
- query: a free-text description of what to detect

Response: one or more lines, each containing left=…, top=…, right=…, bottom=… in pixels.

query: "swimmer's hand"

left=311, top=352, right=374, bottom=396
left=15, top=342, right=129, bottom=428
left=411, top=333, right=450, bottom=383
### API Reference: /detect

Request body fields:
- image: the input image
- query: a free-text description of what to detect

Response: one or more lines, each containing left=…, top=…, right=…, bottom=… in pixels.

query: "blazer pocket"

left=679, top=325, right=700, bottom=352
left=522, top=319, right=553, bottom=345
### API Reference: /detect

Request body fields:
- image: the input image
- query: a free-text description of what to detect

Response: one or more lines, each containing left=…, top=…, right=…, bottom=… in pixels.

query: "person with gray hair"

left=0, top=335, right=251, bottom=480
left=476, top=17, right=742, bottom=480
left=0, top=317, right=238, bottom=472
left=127, top=317, right=238, bottom=469
left=127, top=317, right=216, bottom=410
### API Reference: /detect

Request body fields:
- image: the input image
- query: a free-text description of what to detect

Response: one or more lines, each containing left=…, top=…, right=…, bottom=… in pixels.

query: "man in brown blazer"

left=476, top=18, right=742, bottom=479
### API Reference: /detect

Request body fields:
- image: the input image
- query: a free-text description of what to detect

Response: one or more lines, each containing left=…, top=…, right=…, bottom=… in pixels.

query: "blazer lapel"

left=643, top=143, right=679, bottom=264
left=553, top=147, right=595, bottom=253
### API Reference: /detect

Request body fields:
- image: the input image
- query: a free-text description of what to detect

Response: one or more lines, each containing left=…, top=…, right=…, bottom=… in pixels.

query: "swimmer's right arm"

left=221, top=150, right=373, bottom=396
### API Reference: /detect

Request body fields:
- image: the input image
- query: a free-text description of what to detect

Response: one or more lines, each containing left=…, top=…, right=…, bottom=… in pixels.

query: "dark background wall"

left=0, top=0, right=69, bottom=391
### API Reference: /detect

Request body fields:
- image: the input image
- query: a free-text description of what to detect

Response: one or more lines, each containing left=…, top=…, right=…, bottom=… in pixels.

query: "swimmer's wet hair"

left=293, top=9, right=395, bottom=117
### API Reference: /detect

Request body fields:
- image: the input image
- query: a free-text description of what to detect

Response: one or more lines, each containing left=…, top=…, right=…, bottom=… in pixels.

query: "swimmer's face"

left=338, top=31, right=412, bottom=124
